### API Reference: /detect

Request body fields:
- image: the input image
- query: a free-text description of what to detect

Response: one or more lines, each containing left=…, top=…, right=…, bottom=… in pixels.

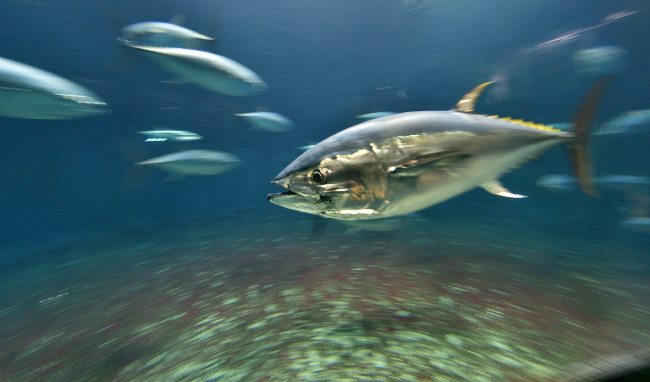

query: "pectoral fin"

left=480, top=180, right=527, bottom=198
left=388, top=152, right=471, bottom=177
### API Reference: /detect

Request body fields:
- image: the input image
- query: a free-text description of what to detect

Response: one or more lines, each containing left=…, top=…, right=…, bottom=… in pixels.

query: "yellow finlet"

left=487, top=115, right=563, bottom=133
left=453, top=82, right=494, bottom=113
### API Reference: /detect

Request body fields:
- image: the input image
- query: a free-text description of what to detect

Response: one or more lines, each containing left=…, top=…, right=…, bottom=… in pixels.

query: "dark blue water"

left=0, top=1, right=649, bottom=380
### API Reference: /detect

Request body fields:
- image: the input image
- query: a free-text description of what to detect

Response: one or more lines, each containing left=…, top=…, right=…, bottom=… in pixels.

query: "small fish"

left=0, top=56, right=109, bottom=119
left=596, top=175, right=650, bottom=187
left=357, top=112, right=397, bottom=120
left=620, top=217, right=650, bottom=233
left=268, top=76, right=613, bottom=220
left=595, top=110, right=650, bottom=135
left=538, top=175, right=650, bottom=191
left=118, top=21, right=213, bottom=49
left=536, top=174, right=576, bottom=191
left=126, top=45, right=267, bottom=96
left=138, top=129, right=203, bottom=142
left=572, top=46, right=627, bottom=76
left=236, top=112, right=294, bottom=132
left=136, top=150, right=241, bottom=176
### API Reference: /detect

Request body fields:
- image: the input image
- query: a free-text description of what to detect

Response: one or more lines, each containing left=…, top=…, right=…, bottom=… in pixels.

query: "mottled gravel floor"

left=1, top=215, right=649, bottom=381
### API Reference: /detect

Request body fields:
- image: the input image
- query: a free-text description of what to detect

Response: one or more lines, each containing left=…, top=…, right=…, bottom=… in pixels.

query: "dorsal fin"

left=452, top=81, right=494, bottom=113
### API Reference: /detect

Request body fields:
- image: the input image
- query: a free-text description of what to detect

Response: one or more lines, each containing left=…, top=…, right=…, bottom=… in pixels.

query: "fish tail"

left=116, top=141, right=151, bottom=190
left=568, top=75, right=615, bottom=197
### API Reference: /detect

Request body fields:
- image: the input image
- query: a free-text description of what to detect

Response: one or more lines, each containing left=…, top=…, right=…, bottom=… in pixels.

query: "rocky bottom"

left=0, top=216, right=649, bottom=381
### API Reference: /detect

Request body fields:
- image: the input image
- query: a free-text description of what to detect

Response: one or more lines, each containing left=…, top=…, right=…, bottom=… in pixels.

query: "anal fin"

left=481, top=180, right=527, bottom=198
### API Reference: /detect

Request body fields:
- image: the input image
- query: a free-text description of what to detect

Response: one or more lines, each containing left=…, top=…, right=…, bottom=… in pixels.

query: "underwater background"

left=1, top=0, right=650, bottom=381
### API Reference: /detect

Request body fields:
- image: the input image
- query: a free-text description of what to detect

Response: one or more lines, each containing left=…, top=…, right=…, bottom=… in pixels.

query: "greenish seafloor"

left=0, top=216, right=649, bottom=382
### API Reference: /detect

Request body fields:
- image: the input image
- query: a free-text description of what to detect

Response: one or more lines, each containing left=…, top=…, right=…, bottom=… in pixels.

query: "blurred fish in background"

left=298, top=143, right=317, bottom=151
left=621, top=217, right=650, bottom=233
left=538, top=174, right=650, bottom=232
left=118, top=16, right=214, bottom=49
left=236, top=112, right=295, bottom=132
left=124, top=45, right=268, bottom=96
left=116, top=12, right=264, bottom=97
left=596, top=109, right=650, bottom=135
left=135, top=150, right=241, bottom=179
left=536, top=174, right=577, bottom=192
left=572, top=45, right=628, bottom=76
left=486, top=10, right=637, bottom=104
left=357, top=112, right=397, bottom=120
left=537, top=175, right=650, bottom=192
left=0, top=56, right=109, bottom=119
left=138, top=128, right=203, bottom=142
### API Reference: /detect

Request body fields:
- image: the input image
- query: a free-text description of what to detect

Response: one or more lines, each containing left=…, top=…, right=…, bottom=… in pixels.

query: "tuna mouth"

left=268, top=177, right=296, bottom=201
left=267, top=191, right=324, bottom=217
left=266, top=190, right=296, bottom=200
left=268, top=179, right=324, bottom=215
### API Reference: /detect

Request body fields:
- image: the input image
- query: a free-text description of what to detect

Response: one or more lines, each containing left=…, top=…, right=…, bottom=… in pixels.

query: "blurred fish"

left=529, top=12, right=636, bottom=53
left=537, top=175, right=650, bottom=191
left=357, top=112, right=397, bottom=120
left=572, top=46, right=627, bottom=76
left=620, top=217, right=650, bottom=233
left=299, top=144, right=316, bottom=151
left=126, top=45, right=267, bottom=96
left=136, top=150, right=241, bottom=176
left=596, top=175, right=650, bottom=189
left=487, top=11, right=636, bottom=104
left=236, top=112, right=294, bottom=132
left=596, top=110, right=650, bottom=135
left=0, top=56, right=109, bottom=119
left=536, top=174, right=576, bottom=191
left=138, top=129, right=202, bottom=142
left=269, top=77, right=612, bottom=219
left=118, top=19, right=213, bottom=49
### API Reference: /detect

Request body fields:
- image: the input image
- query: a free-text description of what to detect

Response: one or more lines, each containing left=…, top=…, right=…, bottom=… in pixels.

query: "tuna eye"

left=310, top=169, right=325, bottom=184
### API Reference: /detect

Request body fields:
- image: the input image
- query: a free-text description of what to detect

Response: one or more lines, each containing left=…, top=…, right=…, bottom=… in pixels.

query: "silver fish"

left=127, top=45, right=267, bottom=96
left=0, top=56, right=109, bottom=119
left=235, top=112, right=294, bottom=132
left=596, top=175, right=650, bottom=187
left=136, top=150, right=241, bottom=175
left=536, top=174, right=576, bottom=191
left=620, top=217, right=650, bottom=233
left=268, top=77, right=613, bottom=220
left=357, top=112, right=397, bottom=120
left=119, top=21, right=213, bottom=49
left=572, top=46, right=627, bottom=76
left=537, top=175, right=650, bottom=191
left=299, top=144, right=316, bottom=151
left=595, top=110, right=650, bottom=135
left=138, top=129, right=203, bottom=142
